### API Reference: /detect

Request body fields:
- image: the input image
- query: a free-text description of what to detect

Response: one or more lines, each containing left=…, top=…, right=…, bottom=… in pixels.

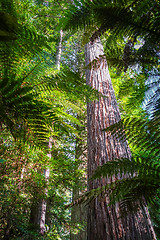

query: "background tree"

left=0, top=0, right=96, bottom=239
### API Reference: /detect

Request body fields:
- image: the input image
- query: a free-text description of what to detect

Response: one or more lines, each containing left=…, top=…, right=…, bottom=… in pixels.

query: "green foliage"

left=91, top=155, right=160, bottom=207
left=0, top=66, right=52, bottom=145
left=41, top=67, right=100, bottom=103
left=68, top=153, right=160, bottom=213
left=61, top=0, right=159, bottom=71
left=103, top=116, right=160, bottom=157
left=1, top=0, right=159, bottom=238
left=0, top=1, right=94, bottom=239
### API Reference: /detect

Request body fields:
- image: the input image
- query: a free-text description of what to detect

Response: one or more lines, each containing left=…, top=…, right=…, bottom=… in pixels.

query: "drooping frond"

left=0, top=70, right=51, bottom=145
left=61, top=0, right=159, bottom=40
left=67, top=155, right=160, bottom=213
left=91, top=156, right=160, bottom=181
left=61, top=0, right=159, bottom=71
left=103, top=111, right=160, bottom=157
left=60, top=0, right=93, bottom=32
left=92, top=154, right=160, bottom=210
left=40, top=67, right=100, bottom=103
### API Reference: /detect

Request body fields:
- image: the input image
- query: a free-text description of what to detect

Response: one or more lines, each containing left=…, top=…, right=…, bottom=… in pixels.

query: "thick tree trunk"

left=85, top=39, right=156, bottom=240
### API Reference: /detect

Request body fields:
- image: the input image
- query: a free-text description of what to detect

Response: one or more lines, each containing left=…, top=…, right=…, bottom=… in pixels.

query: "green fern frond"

left=60, top=0, right=93, bottom=32
left=103, top=113, right=160, bottom=157
left=91, top=156, right=160, bottom=180
left=61, top=0, right=159, bottom=71
left=67, top=156, right=160, bottom=214
left=61, top=0, right=159, bottom=40
left=0, top=11, right=18, bottom=41
left=40, top=67, right=100, bottom=102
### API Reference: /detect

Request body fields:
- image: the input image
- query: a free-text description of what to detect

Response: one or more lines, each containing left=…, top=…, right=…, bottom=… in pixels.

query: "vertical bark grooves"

left=85, top=39, right=156, bottom=240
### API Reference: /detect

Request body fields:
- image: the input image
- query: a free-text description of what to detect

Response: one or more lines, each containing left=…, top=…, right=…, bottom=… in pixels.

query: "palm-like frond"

left=40, top=67, right=100, bottom=103
left=0, top=1, right=56, bottom=146
left=0, top=70, right=51, bottom=144
left=91, top=155, right=160, bottom=211
left=103, top=110, right=160, bottom=157
left=61, top=0, right=159, bottom=71
left=91, top=156, right=160, bottom=180
left=0, top=15, right=50, bottom=58
left=67, top=155, right=160, bottom=213
left=61, top=0, right=159, bottom=40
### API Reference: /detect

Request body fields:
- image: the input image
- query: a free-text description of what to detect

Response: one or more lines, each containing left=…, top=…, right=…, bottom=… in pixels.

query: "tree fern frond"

left=109, top=177, right=159, bottom=212
left=61, top=0, right=159, bottom=40
left=0, top=11, right=19, bottom=41
left=40, top=67, right=100, bottom=102
left=60, top=0, right=94, bottom=32
left=91, top=156, right=160, bottom=181
left=61, top=0, right=159, bottom=72
left=103, top=113, right=160, bottom=157
left=67, top=157, right=160, bottom=214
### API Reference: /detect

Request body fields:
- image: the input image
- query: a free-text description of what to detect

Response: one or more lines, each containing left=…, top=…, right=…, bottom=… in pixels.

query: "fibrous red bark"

left=85, top=39, right=156, bottom=240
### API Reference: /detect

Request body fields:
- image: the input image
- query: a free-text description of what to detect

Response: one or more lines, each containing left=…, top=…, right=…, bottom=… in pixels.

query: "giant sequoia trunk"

left=85, top=39, right=156, bottom=240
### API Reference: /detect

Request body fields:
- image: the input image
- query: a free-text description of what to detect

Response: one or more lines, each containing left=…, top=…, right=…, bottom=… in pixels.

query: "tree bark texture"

left=85, top=39, right=156, bottom=240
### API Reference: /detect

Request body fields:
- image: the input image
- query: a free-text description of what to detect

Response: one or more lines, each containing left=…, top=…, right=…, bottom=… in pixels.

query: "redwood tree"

left=85, top=38, right=156, bottom=240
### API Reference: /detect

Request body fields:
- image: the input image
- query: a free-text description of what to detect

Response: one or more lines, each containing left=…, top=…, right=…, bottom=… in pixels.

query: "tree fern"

left=60, top=0, right=159, bottom=71
left=68, top=154, right=160, bottom=214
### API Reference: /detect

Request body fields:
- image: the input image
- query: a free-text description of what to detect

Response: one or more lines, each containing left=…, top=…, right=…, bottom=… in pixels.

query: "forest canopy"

left=0, top=0, right=159, bottom=239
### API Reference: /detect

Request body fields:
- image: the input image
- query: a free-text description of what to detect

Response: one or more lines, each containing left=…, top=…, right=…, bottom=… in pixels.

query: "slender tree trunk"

left=30, top=27, right=63, bottom=234
left=85, top=39, right=156, bottom=240
left=29, top=140, right=52, bottom=235
left=56, top=29, right=63, bottom=71
left=39, top=28, right=63, bottom=234
left=39, top=167, right=50, bottom=235
left=70, top=40, right=88, bottom=239
left=70, top=188, right=87, bottom=240
left=70, top=118, right=87, bottom=240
